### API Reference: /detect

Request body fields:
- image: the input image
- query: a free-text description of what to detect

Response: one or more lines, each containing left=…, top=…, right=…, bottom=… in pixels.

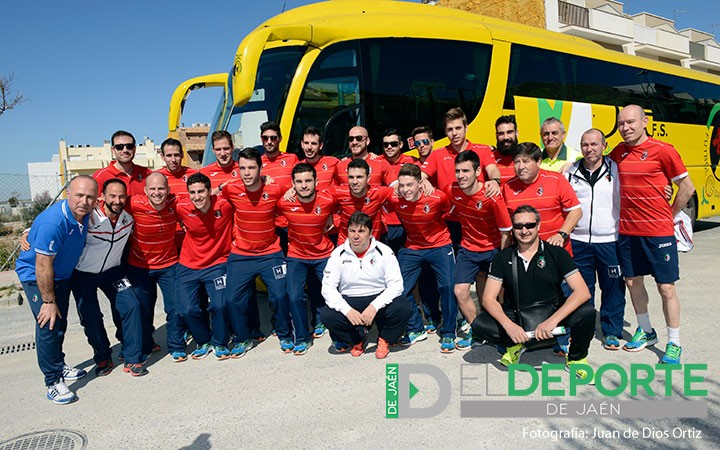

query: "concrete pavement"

left=0, top=220, right=718, bottom=449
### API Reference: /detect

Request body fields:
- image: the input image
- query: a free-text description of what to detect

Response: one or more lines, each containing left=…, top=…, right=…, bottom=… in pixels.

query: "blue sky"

left=1, top=0, right=718, bottom=179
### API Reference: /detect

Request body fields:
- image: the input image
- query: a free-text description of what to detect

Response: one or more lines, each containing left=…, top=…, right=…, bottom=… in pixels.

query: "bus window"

left=290, top=38, right=492, bottom=157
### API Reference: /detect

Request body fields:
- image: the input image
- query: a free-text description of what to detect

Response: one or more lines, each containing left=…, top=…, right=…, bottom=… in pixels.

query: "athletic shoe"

left=293, top=341, right=312, bottom=356
left=660, top=342, right=682, bottom=364
left=553, top=343, right=569, bottom=357
left=47, top=379, right=77, bottom=405
left=312, top=324, right=328, bottom=338
left=333, top=341, right=350, bottom=353
left=280, top=339, right=294, bottom=354
left=251, top=330, right=266, bottom=342
left=500, top=343, right=526, bottom=367
left=458, top=319, right=471, bottom=334
left=565, top=357, right=595, bottom=385
left=425, top=321, right=437, bottom=334
left=399, top=330, right=428, bottom=346
left=191, top=343, right=212, bottom=360
left=170, top=351, right=187, bottom=363
left=375, top=337, right=390, bottom=359
left=602, top=335, right=621, bottom=351
left=440, top=337, right=456, bottom=353
left=230, top=340, right=253, bottom=359
left=123, top=363, right=148, bottom=377
left=623, top=327, right=658, bottom=352
left=94, top=360, right=114, bottom=377
left=455, top=330, right=473, bottom=350
left=213, top=346, right=231, bottom=360
left=351, top=339, right=367, bottom=357
left=62, top=365, right=87, bottom=381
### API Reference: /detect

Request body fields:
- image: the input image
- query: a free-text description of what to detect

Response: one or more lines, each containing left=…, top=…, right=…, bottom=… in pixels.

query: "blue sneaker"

left=440, top=337, right=456, bottom=353
left=213, top=345, right=230, bottom=360
left=602, top=335, right=621, bottom=350
left=312, top=324, right=328, bottom=338
left=553, top=343, right=569, bottom=357
left=399, top=330, right=428, bottom=346
left=170, top=351, right=187, bottom=363
left=660, top=342, right=682, bottom=364
left=191, top=343, right=212, bottom=360
left=455, top=330, right=473, bottom=350
left=293, top=341, right=313, bottom=356
left=425, top=321, right=437, bottom=334
left=623, top=327, right=658, bottom=352
left=230, top=340, right=253, bottom=359
left=333, top=341, right=350, bottom=353
left=280, top=339, right=295, bottom=354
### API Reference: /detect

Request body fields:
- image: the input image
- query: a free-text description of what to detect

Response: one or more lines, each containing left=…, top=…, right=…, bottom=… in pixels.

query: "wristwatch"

left=557, top=231, right=569, bottom=241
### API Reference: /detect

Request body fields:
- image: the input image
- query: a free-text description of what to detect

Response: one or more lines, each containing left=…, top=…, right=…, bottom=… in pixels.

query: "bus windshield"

left=204, top=45, right=305, bottom=164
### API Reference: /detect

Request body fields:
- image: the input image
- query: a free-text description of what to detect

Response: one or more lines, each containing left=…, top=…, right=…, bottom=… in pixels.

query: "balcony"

left=558, top=1, right=633, bottom=45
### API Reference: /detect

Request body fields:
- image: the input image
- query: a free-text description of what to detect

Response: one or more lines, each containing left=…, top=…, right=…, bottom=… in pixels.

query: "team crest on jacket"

left=280, top=160, right=287, bottom=166
left=232, top=170, right=238, bottom=177
left=136, top=173, right=144, bottom=181
left=168, top=207, right=175, bottom=214
left=364, top=197, right=371, bottom=204
left=537, top=256, right=546, bottom=268
left=314, top=206, right=322, bottom=215
left=262, top=192, right=269, bottom=200
left=182, top=175, right=188, bottom=182
left=641, top=151, right=648, bottom=160
left=475, top=201, right=483, bottom=209
left=536, top=186, right=544, bottom=196
left=215, top=210, right=222, bottom=218
left=423, top=204, right=430, bottom=214
left=369, top=257, right=376, bottom=266
left=322, top=163, right=328, bottom=171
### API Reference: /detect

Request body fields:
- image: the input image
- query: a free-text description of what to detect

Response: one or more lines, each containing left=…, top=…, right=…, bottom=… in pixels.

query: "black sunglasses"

left=112, top=143, right=136, bottom=151
left=383, top=141, right=400, bottom=148
left=348, top=135, right=367, bottom=143
left=512, top=222, right=538, bottom=230
left=261, top=135, right=279, bottom=142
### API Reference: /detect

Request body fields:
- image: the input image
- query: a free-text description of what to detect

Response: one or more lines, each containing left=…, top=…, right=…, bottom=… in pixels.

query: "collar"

left=542, top=143, right=567, bottom=161
left=340, top=237, right=382, bottom=258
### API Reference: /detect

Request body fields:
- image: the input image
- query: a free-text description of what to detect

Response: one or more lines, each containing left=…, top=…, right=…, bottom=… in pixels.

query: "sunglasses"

left=261, top=135, right=279, bottom=142
left=414, top=139, right=430, bottom=147
left=383, top=141, right=400, bottom=148
left=347, top=135, right=367, bottom=143
left=112, top=143, right=136, bottom=151
left=512, top=222, right=538, bottom=230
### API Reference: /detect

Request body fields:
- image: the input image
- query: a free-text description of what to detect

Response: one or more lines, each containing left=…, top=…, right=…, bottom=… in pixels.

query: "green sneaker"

left=439, top=337, right=456, bottom=353
left=623, top=327, right=658, bottom=352
left=500, top=343, right=526, bottom=367
left=565, top=357, right=595, bottom=385
left=660, top=342, right=682, bottom=364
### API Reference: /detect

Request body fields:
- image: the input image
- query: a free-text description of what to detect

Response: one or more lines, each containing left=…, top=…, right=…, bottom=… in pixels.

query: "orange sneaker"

left=350, top=339, right=366, bottom=357
left=375, top=337, right=390, bottom=359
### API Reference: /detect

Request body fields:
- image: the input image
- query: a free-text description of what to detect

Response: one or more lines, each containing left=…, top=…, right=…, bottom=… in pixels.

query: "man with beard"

left=380, top=128, right=418, bottom=253
left=410, top=126, right=434, bottom=166
left=94, top=130, right=152, bottom=196
left=335, top=126, right=392, bottom=187
left=494, top=115, right=520, bottom=183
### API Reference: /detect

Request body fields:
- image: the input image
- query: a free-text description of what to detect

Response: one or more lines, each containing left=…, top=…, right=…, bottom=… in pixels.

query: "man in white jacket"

left=321, top=212, right=412, bottom=359
left=566, top=129, right=626, bottom=351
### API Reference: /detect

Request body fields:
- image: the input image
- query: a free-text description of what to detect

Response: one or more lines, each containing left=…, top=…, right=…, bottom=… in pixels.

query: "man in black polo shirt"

left=471, top=205, right=596, bottom=382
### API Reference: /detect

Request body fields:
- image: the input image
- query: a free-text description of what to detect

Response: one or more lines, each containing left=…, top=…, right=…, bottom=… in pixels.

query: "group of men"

left=17, top=104, right=693, bottom=404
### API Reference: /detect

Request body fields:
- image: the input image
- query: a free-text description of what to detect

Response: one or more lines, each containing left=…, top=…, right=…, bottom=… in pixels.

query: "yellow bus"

left=168, top=0, right=720, bottom=223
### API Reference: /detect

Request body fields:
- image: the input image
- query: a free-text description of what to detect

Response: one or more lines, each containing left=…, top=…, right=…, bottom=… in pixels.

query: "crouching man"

left=471, top=205, right=596, bottom=382
left=321, top=212, right=412, bottom=359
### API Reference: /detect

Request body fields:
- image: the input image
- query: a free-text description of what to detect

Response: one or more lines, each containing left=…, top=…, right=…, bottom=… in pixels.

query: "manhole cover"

left=0, top=430, right=87, bottom=450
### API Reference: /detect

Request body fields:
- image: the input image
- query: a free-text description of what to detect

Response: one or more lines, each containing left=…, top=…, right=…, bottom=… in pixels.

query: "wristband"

left=42, top=300, right=56, bottom=304
left=492, top=178, right=501, bottom=185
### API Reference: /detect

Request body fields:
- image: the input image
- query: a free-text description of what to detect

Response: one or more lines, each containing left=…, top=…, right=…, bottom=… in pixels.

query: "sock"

left=637, top=313, right=652, bottom=333
left=667, top=327, right=680, bottom=346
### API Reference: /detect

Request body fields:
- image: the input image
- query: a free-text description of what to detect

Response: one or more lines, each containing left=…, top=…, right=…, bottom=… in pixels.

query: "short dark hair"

left=260, top=121, right=282, bottom=138
left=111, top=130, right=135, bottom=146
left=186, top=172, right=211, bottom=191
left=495, top=115, right=517, bottom=130
left=292, top=162, right=316, bottom=180
left=238, top=147, right=262, bottom=168
left=303, top=126, right=323, bottom=143
left=411, top=126, right=433, bottom=140
left=512, top=142, right=542, bottom=162
left=455, top=150, right=480, bottom=171
left=347, top=158, right=370, bottom=176
left=383, top=128, right=401, bottom=139
left=103, top=178, right=127, bottom=194
left=348, top=211, right=372, bottom=232
left=160, top=138, right=183, bottom=155
left=443, top=107, right=467, bottom=127
left=211, top=130, right=233, bottom=146
left=512, top=204, right=541, bottom=223
left=398, top=163, right=421, bottom=181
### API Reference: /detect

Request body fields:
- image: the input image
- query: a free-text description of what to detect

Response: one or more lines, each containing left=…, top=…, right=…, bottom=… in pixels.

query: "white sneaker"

left=62, top=365, right=87, bottom=381
left=47, top=379, right=77, bottom=405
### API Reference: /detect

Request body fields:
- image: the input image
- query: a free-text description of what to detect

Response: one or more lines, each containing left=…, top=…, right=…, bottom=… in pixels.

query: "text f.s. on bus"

left=167, top=0, right=720, bottom=224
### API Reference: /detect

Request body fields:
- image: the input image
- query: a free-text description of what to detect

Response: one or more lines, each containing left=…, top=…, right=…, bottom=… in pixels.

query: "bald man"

left=609, top=105, right=695, bottom=364
left=335, top=126, right=392, bottom=187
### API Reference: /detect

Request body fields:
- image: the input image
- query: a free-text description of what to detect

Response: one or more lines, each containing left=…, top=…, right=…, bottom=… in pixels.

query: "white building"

left=59, top=137, right=165, bottom=181
left=27, top=154, right=63, bottom=200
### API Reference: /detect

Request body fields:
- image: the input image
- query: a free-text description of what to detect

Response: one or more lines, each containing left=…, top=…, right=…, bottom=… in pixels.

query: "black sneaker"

left=94, top=360, right=114, bottom=377
left=123, top=363, right=148, bottom=377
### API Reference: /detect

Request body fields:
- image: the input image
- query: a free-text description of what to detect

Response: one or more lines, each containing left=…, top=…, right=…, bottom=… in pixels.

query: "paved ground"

left=0, top=220, right=718, bottom=449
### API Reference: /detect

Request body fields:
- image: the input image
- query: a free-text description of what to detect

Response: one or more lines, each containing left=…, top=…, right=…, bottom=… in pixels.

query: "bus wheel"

left=681, top=194, right=697, bottom=230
